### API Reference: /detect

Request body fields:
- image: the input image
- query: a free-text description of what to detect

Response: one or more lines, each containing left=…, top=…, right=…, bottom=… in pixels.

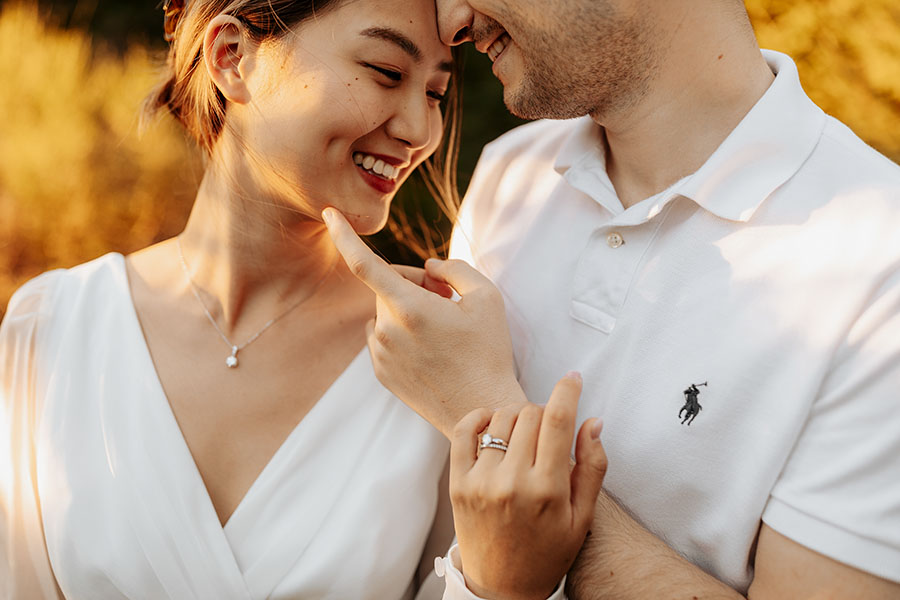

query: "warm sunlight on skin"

left=209, top=1, right=452, bottom=237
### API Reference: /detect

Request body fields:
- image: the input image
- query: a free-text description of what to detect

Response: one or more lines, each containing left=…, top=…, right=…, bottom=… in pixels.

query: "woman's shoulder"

left=3, top=253, right=127, bottom=335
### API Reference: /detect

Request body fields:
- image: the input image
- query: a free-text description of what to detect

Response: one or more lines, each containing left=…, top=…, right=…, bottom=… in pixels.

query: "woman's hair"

left=144, top=0, right=462, bottom=259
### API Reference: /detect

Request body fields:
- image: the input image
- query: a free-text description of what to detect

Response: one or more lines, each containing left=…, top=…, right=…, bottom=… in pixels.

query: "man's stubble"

left=499, top=2, right=660, bottom=123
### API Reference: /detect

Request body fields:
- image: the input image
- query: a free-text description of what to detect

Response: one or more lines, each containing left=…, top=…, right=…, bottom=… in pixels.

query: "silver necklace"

left=176, top=237, right=334, bottom=369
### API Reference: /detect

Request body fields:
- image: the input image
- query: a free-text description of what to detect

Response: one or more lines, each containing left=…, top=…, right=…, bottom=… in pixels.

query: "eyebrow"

left=360, top=27, right=453, bottom=73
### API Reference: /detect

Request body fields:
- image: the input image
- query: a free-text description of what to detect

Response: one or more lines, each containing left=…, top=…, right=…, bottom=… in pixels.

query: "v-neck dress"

left=1, top=254, right=449, bottom=599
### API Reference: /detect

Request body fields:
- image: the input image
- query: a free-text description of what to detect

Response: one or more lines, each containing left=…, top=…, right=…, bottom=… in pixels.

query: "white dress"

left=0, top=254, right=449, bottom=599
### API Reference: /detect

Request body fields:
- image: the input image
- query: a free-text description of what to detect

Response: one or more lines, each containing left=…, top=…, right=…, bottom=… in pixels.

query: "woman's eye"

left=427, top=90, right=446, bottom=102
left=365, top=64, right=402, bottom=82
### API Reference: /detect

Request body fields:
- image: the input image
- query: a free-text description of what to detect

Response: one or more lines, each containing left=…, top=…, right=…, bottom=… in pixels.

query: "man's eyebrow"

left=360, top=27, right=453, bottom=73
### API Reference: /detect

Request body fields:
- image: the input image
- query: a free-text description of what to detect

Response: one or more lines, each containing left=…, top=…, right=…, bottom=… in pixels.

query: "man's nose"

left=435, top=0, right=475, bottom=46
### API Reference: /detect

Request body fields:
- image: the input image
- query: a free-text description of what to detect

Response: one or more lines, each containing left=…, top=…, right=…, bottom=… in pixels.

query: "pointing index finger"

left=322, top=208, right=410, bottom=305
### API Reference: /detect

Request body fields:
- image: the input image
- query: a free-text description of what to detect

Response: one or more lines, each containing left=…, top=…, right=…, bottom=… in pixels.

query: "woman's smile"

left=352, top=150, right=406, bottom=194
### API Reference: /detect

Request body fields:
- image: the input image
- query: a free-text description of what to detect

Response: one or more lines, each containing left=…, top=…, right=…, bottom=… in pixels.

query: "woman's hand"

left=450, top=373, right=608, bottom=600
left=323, top=207, right=528, bottom=438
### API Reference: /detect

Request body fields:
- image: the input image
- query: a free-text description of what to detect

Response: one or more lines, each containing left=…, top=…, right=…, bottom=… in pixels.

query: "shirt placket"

left=569, top=203, right=672, bottom=334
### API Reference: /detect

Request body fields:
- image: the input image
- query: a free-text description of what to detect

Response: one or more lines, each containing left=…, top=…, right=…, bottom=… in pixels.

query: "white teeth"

left=487, top=33, right=510, bottom=62
left=352, top=152, right=400, bottom=181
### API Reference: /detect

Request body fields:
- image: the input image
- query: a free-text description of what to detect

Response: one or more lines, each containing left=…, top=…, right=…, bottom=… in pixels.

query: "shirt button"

left=607, top=232, right=625, bottom=248
left=434, top=556, right=446, bottom=578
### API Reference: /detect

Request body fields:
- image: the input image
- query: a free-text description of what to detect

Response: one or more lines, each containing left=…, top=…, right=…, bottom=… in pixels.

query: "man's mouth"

left=352, top=152, right=400, bottom=181
left=487, top=32, right=511, bottom=63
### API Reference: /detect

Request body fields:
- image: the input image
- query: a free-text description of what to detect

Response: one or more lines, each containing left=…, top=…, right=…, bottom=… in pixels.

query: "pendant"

left=226, top=346, right=239, bottom=369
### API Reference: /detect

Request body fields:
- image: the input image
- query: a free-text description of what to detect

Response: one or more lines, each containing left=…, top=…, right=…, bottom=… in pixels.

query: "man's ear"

left=203, top=15, right=253, bottom=105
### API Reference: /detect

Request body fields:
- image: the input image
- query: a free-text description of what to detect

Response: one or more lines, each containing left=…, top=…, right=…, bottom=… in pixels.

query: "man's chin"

left=503, top=85, right=559, bottom=121
left=504, top=81, right=594, bottom=121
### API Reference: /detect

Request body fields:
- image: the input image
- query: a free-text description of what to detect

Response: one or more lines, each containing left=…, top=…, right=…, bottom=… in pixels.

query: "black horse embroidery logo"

left=679, top=382, right=707, bottom=425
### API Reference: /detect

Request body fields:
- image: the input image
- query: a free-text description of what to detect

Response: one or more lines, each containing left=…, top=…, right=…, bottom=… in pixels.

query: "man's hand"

left=451, top=374, right=607, bottom=600
left=323, top=207, right=527, bottom=436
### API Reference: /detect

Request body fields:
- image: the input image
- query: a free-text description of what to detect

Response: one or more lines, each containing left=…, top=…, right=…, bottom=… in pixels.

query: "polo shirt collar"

left=554, top=50, right=827, bottom=223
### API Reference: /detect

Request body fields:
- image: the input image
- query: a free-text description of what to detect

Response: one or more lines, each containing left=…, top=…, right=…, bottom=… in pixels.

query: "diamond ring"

left=479, top=433, right=509, bottom=453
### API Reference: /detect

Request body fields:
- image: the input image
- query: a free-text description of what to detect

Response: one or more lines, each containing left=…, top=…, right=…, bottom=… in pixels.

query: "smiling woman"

left=0, top=0, right=464, bottom=598
left=146, top=0, right=461, bottom=236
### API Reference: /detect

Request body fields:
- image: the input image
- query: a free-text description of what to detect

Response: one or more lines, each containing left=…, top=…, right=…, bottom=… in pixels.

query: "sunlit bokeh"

left=0, top=2, right=199, bottom=318
left=0, top=0, right=898, bottom=319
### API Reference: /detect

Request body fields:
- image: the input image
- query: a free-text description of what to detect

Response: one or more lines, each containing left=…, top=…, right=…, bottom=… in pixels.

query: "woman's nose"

left=435, top=0, right=474, bottom=46
left=386, top=94, right=435, bottom=151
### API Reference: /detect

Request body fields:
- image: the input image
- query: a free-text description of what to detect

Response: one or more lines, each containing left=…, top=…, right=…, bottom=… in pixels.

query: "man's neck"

left=596, top=17, right=775, bottom=210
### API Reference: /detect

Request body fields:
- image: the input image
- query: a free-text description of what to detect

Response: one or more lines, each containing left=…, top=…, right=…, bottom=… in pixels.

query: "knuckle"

left=372, top=325, right=392, bottom=349
left=486, top=478, right=517, bottom=506
left=592, top=454, right=609, bottom=476
left=493, top=405, right=520, bottom=424
left=544, top=407, right=572, bottom=430
left=531, top=480, right=564, bottom=506
left=449, top=483, right=470, bottom=506
left=347, top=256, right=369, bottom=280
left=451, top=420, right=469, bottom=441
left=396, top=307, right=423, bottom=330
left=451, top=421, right=473, bottom=444
left=519, top=404, right=543, bottom=423
left=453, top=408, right=489, bottom=440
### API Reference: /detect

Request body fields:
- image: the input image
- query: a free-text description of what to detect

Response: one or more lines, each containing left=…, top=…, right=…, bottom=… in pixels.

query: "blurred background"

left=1, top=0, right=899, bottom=319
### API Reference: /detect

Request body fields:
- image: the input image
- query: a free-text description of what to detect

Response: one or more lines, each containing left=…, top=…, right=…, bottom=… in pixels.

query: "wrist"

left=447, top=545, right=561, bottom=600
left=442, top=375, right=529, bottom=437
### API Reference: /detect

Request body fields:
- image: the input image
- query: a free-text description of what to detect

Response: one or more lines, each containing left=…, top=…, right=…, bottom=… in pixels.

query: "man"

left=324, top=0, right=900, bottom=598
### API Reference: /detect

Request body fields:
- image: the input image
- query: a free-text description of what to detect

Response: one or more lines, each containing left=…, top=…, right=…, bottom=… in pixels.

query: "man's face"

left=435, top=0, right=659, bottom=121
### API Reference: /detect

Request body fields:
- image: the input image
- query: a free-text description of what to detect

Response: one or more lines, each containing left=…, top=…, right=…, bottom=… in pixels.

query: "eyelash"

left=364, top=64, right=446, bottom=103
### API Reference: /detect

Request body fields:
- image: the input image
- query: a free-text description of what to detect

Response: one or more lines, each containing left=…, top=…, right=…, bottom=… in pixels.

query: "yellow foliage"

left=0, top=3, right=198, bottom=314
left=746, top=0, right=900, bottom=162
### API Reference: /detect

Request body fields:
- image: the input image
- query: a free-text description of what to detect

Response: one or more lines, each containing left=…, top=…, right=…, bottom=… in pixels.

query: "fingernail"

left=591, top=418, right=604, bottom=441
left=566, top=371, right=582, bottom=384
left=321, top=208, right=334, bottom=225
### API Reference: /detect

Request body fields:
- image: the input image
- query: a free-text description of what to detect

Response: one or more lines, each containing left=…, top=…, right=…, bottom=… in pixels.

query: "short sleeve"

left=0, top=272, right=65, bottom=599
left=762, top=269, right=900, bottom=582
left=435, top=544, right=567, bottom=600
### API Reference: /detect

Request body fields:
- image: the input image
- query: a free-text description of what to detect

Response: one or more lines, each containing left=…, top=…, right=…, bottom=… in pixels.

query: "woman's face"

left=235, top=0, right=452, bottom=235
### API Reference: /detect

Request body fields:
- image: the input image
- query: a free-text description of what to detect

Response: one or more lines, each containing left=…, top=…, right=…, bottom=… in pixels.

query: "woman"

left=0, top=0, right=605, bottom=597
left=1, top=0, right=457, bottom=597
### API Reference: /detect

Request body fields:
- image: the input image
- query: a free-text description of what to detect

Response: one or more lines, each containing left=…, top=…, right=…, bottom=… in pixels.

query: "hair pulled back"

left=146, top=0, right=345, bottom=154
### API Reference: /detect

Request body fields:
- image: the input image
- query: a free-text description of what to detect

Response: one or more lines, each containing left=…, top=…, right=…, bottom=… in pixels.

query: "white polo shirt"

left=447, top=51, right=900, bottom=592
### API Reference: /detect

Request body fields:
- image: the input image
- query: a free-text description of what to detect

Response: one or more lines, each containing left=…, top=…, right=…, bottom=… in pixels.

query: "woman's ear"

left=203, top=15, right=253, bottom=105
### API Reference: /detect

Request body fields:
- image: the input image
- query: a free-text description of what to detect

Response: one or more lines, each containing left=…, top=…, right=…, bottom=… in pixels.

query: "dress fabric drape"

left=1, top=254, right=449, bottom=599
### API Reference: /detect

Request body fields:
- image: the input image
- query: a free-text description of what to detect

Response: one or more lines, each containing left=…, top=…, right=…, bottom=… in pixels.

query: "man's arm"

left=569, top=495, right=900, bottom=600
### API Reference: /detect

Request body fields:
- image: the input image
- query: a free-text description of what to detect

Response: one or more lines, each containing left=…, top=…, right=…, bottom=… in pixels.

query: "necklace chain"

left=176, top=236, right=335, bottom=368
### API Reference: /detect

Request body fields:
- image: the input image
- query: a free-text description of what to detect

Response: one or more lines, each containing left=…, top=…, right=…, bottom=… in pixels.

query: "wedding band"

left=479, top=433, right=509, bottom=452
left=482, top=442, right=508, bottom=452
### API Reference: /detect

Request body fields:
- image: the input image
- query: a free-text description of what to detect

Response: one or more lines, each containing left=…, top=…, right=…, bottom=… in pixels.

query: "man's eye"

left=365, top=64, right=402, bottom=82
